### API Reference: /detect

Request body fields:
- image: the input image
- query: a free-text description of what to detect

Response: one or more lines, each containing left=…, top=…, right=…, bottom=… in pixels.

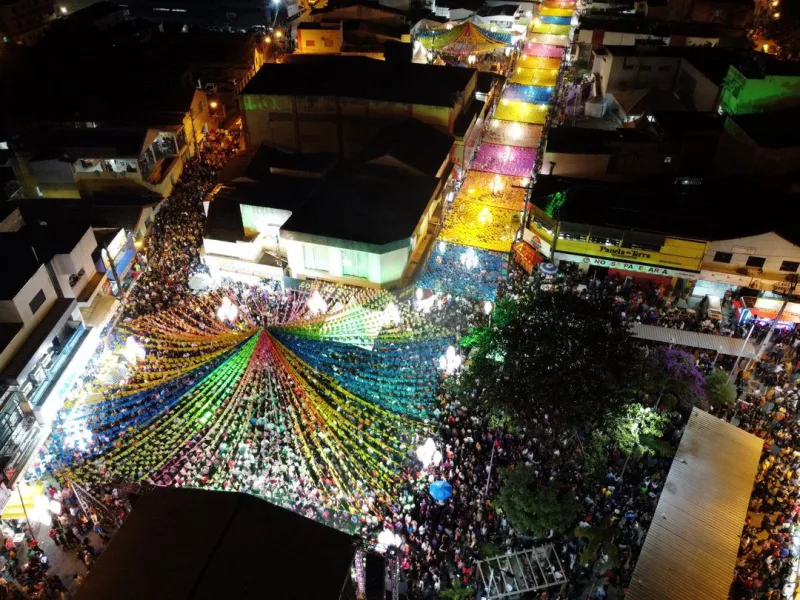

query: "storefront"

left=734, top=297, right=800, bottom=328
left=512, top=241, right=542, bottom=273
left=552, top=252, right=701, bottom=287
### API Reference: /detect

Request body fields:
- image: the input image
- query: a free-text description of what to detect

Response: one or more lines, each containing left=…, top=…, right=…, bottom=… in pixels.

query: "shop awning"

left=627, top=409, right=763, bottom=600
left=630, top=323, right=758, bottom=358
left=418, top=22, right=512, bottom=54
left=1, top=482, right=45, bottom=521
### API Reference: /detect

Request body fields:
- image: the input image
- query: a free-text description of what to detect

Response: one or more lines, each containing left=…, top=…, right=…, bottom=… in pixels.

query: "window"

left=29, top=289, right=46, bottom=315
left=305, top=39, right=315, bottom=47
left=341, top=249, right=369, bottom=279
left=323, top=38, right=334, bottom=47
left=303, top=245, right=329, bottom=272
left=144, top=216, right=153, bottom=228
left=713, top=251, right=733, bottom=264
left=640, top=65, right=652, bottom=71
left=746, top=256, right=766, bottom=268
left=780, top=260, right=800, bottom=273
left=657, top=65, right=671, bottom=71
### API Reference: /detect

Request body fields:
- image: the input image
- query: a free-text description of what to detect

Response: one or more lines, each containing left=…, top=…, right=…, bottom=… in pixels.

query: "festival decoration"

left=471, top=143, right=537, bottom=177
left=418, top=242, right=507, bottom=300
left=523, top=42, right=564, bottom=59
left=511, top=67, right=559, bottom=87
left=517, top=54, right=562, bottom=70
left=417, top=21, right=512, bottom=54
left=503, top=84, right=555, bottom=104
left=539, top=6, right=574, bottom=16
left=494, top=100, right=549, bottom=124
left=483, top=121, right=543, bottom=148
left=539, top=15, right=572, bottom=25
left=44, top=287, right=454, bottom=533
left=439, top=197, right=519, bottom=252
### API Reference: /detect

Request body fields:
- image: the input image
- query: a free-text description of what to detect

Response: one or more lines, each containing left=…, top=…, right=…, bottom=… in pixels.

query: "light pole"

left=271, top=0, right=281, bottom=29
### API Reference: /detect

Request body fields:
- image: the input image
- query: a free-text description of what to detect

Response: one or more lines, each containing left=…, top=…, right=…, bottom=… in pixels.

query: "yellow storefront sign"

left=555, top=238, right=706, bottom=271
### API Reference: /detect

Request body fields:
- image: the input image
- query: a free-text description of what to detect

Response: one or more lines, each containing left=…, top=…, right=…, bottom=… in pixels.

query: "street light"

left=60, top=5, right=67, bottom=13
left=209, top=100, right=219, bottom=110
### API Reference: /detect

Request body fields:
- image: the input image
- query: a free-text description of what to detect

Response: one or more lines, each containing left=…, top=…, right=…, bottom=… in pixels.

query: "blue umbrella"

left=429, top=480, right=453, bottom=502
left=538, top=262, right=558, bottom=276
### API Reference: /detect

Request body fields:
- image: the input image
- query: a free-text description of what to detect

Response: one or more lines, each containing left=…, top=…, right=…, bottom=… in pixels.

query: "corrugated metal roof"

left=631, top=323, right=757, bottom=358
left=627, top=409, right=763, bottom=600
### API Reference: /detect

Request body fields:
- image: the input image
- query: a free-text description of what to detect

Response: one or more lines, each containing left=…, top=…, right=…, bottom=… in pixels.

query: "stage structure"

left=476, top=544, right=566, bottom=599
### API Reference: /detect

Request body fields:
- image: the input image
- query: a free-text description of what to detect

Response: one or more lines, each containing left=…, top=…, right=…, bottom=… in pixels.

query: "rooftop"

left=599, top=45, right=752, bottom=84
left=647, top=111, right=724, bottom=136
left=280, top=165, right=438, bottom=250
left=360, top=119, right=454, bottom=177
left=580, top=14, right=745, bottom=38
left=241, top=144, right=337, bottom=180
left=531, top=175, right=800, bottom=243
left=611, top=88, right=687, bottom=115
left=242, top=56, right=476, bottom=107
left=68, top=1, right=124, bottom=22
left=15, top=197, right=159, bottom=233
left=0, top=239, right=42, bottom=300
left=72, top=488, right=356, bottom=600
left=545, top=126, right=651, bottom=154
left=15, top=128, right=149, bottom=161
left=730, top=110, right=800, bottom=148
left=477, top=4, right=519, bottom=17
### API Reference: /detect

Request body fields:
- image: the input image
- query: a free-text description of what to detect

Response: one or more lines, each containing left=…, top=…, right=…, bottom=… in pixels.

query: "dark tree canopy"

left=458, top=289, right=642, bottom=429
left=494, top=464, right=582, bottom=536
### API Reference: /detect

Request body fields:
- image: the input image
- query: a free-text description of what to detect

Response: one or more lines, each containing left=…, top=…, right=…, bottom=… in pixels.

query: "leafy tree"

left=705, top=368, right=737, bottom=409
left=637, top=346, right=705, bottom=409
left=439, top=580, right=474, bottom=600
left=494, top=464, right=582, bottom=536
left=458, top=289, right=642, bottom=430
left=607, top=403, right=673, bottom=457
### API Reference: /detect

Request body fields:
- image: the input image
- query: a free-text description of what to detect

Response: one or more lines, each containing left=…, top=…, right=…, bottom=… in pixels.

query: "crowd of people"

left=125, top=130, right=239, bottom=318
left=385, top=282, right=684, bottom=599
left=730, top=327, right=800, bottom=599
left=10, top=113, right=799, bottom=600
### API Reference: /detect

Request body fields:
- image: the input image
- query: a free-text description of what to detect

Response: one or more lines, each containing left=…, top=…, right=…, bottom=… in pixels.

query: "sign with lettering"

left=554, top=252, right=700, bottom=279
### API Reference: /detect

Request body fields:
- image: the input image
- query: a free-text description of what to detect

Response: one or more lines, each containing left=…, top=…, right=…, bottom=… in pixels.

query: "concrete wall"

left=676, top=60, right=720, bottom=111
left=52, top=228, right=98, bottom=299
left=594, top=51, right=679, bottom=96
left=283, top=238, right=410, bottom=286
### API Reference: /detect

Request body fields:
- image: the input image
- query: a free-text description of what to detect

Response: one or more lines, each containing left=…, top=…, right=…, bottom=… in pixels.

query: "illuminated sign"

left=554, top=253, right=700, bottom=279
left=555, top=238, right=706, bottom=271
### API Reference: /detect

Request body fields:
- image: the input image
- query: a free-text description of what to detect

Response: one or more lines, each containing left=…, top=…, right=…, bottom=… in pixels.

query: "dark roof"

left=477, top=4, right=518, bottom=16
left=0, top=238, right=41, bottom=300
left=360, top=119, right=453, bottom=177
left=73, top=488, right=357, bottom=600
left=545, top=126, right=651, bottom=154
left=69, top=1, right=124, bottom=21
left=579, top=16, right=670, bottom=36
left=580, top=15, right=744, bottom=38
left=214, top=177, right=320, bottom=211
left=310, top=0, right=411, bottom=18
left=730, top=110, right=800, bottom=148
left=242, top=56, right=476, bottom=107
left=15, top=128, right=148, bottom=160
left=15, top=197, right=158, bottom=232
left=611, top=88, right=687, bottom=115
left=476, top=70, right=502, bottom=95
left=205, top=198, right=246, bottom=243
left=242, top=144, right=336, bottom=180
left=648, top=111, right=724, bottom=135
left=531, top=175, right=800, bottom=243
left=281, top=165, right=438, bottom=249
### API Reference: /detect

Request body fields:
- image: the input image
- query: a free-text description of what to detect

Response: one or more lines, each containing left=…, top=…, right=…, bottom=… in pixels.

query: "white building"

left=696, top=232, right=800, bottom=297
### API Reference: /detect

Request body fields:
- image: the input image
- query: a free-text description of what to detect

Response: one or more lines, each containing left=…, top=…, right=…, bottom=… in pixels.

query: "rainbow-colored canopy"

left=418, top=22, right=512, bottom=54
